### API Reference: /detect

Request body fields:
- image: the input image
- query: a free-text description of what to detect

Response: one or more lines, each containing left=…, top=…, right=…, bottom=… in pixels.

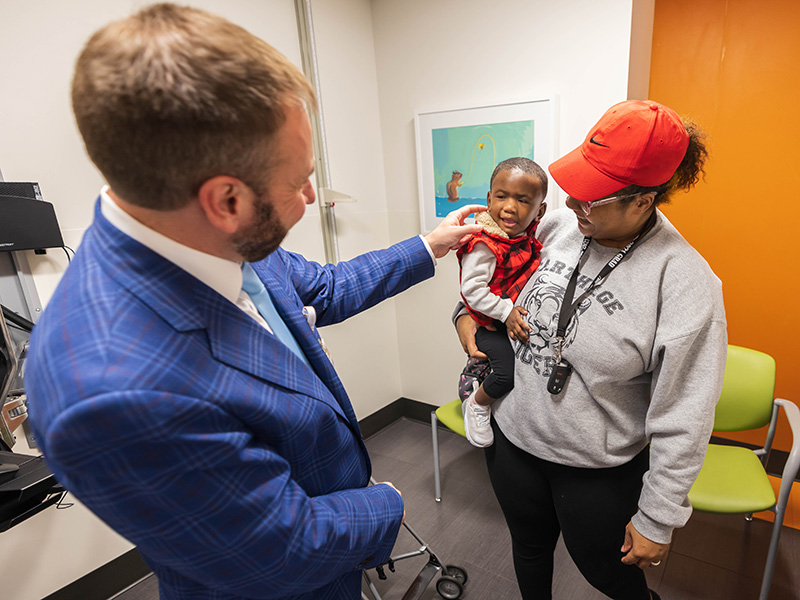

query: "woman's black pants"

left=485, top=419, right=651, bottom=599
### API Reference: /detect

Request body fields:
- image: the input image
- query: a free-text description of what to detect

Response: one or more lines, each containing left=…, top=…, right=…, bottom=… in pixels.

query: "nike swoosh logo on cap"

left=589, top=135, right=609, bottom=147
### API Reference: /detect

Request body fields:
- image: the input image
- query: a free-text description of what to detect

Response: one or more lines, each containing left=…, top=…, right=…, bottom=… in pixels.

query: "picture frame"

left=414, top=97, right=557, bottom=234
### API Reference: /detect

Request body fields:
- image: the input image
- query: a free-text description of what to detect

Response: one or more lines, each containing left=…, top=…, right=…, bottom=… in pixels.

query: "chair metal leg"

left=431, top=411, right=441, bottom=502
left=759, top=406, right=800, bottom=600
left=759, top=495, right=793, bottom=600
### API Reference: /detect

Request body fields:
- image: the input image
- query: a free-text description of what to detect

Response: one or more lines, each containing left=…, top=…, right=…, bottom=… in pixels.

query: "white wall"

left=301, top=0, right=403, bottom=419
left=369, top=0, right=649, bottom=406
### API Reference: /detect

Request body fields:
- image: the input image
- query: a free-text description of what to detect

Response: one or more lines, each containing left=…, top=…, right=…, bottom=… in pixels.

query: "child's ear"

left=536, top=201, right=547, bottom=220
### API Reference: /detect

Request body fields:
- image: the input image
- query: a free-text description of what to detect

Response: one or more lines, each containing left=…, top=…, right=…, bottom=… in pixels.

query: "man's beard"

left=232, top=195, right=288, bottom=262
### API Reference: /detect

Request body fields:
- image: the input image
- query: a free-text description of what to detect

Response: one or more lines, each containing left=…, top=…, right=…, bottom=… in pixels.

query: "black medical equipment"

left=0, top=182, right=64, bottom=252
left=0, top=304, right=64, bottom=531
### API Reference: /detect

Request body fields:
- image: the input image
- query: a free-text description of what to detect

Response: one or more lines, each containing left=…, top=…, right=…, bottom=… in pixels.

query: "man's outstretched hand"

left=424, top=205, right=486, bottom=258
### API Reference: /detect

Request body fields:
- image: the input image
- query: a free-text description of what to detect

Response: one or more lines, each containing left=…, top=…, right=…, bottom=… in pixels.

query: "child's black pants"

left=476, top=322, right=515, bottom=399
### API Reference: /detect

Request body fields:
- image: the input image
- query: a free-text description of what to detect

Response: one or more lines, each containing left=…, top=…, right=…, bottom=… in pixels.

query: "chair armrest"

left=773, top=398, right=800, bottom=510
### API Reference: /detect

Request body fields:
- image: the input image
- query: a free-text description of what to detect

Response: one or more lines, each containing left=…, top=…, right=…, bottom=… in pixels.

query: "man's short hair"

left=72, top=3, right=316, bottom=210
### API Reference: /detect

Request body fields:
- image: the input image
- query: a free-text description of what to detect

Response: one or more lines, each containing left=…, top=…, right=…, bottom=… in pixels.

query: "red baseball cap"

left=549, top=100, right=690, bottom=201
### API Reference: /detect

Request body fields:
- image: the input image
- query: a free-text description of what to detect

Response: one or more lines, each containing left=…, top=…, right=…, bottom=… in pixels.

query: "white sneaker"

left=462, top=387, right=494, bottom=448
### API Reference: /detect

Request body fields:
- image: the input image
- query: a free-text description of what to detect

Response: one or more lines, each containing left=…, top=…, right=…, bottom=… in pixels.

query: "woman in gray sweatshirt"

left=456, top=100, right=727, bottom=600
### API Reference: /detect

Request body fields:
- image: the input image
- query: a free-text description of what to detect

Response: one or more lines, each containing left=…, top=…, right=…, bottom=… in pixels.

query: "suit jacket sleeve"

left=261, top=235, right=435, bottom=327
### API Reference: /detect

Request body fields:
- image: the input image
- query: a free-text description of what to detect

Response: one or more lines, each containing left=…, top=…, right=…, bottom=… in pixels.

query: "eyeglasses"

left=571, top=193, right=640, bottom=216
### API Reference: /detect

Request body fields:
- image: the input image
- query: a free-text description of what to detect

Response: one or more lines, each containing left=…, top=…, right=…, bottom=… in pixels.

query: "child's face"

left=486, top=169, right=547, bottom=237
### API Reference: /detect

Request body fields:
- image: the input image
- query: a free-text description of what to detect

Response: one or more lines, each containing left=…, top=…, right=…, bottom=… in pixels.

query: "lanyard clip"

left=553, top=336, right=564, bottom=365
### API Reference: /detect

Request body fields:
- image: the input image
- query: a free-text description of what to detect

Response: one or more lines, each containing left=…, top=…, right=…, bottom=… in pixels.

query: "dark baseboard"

left=359, top=397, right=438, bottom=439
left=363, top=406, right=798, bottom=481
left=401, top=398, right=442, bottom=425
left=42, top=547, right=151, bottom=600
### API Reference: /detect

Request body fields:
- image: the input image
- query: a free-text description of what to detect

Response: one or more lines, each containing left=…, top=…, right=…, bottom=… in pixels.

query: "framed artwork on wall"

left=414, top=97, right=557, bottom=234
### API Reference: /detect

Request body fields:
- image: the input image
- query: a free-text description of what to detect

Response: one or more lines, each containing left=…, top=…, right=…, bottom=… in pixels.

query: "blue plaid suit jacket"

left=27, top=201, right=434, bottom=599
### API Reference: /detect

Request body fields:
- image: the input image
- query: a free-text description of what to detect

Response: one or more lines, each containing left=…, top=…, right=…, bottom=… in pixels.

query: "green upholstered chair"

left=431, top=399, right=467, bottom=502
left=688, top=344, right=800, bottom=600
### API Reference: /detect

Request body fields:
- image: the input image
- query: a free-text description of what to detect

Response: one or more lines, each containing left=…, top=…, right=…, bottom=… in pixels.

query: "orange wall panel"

left=650, top=0, right=800, bottom=450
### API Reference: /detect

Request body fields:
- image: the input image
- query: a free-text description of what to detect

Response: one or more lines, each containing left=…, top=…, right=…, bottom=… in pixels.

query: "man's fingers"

left=449, top=225, right=484, bottom=249
left=450, top=204, right=487, bottom=223
left=453, top=233, right=473, bottom=248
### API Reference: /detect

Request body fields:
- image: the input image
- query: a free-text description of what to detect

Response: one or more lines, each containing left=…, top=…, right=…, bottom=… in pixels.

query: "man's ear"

left=196, top=176, right=254, bottom=234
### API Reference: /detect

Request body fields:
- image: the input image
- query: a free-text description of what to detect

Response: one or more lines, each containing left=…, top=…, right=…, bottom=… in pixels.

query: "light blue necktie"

left=241, top=262, right=309, bottom=366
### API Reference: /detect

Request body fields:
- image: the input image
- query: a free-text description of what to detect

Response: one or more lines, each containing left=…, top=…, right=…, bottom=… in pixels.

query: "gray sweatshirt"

left=492, top=207, right=727, bottom=544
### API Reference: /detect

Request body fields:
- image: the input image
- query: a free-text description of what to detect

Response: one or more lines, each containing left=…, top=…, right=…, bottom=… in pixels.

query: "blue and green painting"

left=432, top=119, right=535, bottom=216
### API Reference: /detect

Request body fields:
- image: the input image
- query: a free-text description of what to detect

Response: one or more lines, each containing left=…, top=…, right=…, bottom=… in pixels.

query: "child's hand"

left=505, top=306, right=531, bottom=344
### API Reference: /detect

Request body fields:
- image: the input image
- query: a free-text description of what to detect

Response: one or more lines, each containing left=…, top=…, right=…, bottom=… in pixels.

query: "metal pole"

left=432, top=411, right=442, bottom=501
left=294, top=0, right=339, bottom=264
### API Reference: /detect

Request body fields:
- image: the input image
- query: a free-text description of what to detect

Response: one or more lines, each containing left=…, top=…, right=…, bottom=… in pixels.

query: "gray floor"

left=114, top=418, right=800, bottom=600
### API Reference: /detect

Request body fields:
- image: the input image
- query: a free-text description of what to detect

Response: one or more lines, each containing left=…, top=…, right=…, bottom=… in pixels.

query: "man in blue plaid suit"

left=26, top=4, right=482, bottom=599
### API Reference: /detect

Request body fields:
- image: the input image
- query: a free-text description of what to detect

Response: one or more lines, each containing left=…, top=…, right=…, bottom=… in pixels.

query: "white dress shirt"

left=99, top=187, right=272, bottom=332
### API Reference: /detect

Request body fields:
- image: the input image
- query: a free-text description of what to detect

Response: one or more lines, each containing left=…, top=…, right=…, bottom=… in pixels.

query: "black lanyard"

left=547, top=211, right=656, bottom=395
left=556, top=210, right=656, bottom=340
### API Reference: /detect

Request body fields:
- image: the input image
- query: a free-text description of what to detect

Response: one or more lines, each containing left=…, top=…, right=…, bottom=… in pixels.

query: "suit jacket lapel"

left=89, top=201, right=349, bottom=422
left=203, top=302, right=347, bottom=421
left=254, top=256, right=360, bottom=428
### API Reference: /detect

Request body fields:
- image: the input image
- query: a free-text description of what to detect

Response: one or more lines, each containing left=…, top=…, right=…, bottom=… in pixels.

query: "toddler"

left=456, top=157, right=547, bottom=447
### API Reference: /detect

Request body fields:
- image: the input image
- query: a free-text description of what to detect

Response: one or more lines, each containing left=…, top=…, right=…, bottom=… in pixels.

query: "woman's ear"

left=636, top=192, right=656, bottom=212
left=196, top=176, right=254, bottom=234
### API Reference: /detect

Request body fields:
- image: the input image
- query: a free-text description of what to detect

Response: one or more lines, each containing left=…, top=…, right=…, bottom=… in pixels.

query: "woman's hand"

left=620, top=521, right=669, bottom=569
left=505, top=306, right=531, bottom=344
left=455, top=314, right=487, bottom=359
